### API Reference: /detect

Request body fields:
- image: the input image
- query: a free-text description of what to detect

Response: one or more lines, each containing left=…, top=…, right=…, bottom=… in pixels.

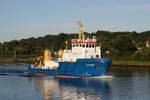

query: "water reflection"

left=32, top=77, right=112, bottom=100
left=108, top=66, right=150, bottom=77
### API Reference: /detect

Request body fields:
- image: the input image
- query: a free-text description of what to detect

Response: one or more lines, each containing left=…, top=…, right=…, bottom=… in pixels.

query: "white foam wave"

left=90, top=75, right=114, bottom=79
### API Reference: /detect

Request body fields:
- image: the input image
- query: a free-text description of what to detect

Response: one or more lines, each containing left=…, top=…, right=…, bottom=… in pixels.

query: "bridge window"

left=76, top=44, right=79, bottom=47
left=86, top=44, right=88, bottom=48
left=82, top=44, right=85, bottom=47
left=80, top=44, right=82, bottom=47
left=72, top=44, right=75, bottom=47
left=92, top=44, right=95, bottom=48
left=89, top=44, right=91, bottom=48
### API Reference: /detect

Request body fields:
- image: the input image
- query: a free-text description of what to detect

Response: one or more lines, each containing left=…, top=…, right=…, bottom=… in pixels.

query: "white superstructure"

left=58, top=37, right=101, bottom=62
left=58, top=21, right=101, bottom=62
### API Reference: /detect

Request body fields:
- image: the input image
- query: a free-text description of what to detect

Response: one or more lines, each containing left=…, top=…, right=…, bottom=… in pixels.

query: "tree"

left=0, top=43, right=3, bottom=56
left=10, top=40, right=19, bottom=58
left=111, top=35, right=137, bottom=56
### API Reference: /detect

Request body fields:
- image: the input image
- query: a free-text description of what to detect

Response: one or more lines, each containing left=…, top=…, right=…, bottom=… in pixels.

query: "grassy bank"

left=0, top=55, right=36, bottom=63
left=0, top=58, right=34, bottom=63
left=107, top=56, right=150, bottom=67
left=111, top=60, right=150, bottom=67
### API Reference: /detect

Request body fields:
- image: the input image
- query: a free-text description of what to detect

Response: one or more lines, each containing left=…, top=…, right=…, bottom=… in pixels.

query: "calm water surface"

left=0, top=63, right=150, bottom=100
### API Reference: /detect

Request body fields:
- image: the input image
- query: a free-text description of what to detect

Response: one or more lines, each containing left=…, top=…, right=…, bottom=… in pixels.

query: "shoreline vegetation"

left=112, top=61, right=150, bottom=67
left=0, top=57, right=33, bottom=63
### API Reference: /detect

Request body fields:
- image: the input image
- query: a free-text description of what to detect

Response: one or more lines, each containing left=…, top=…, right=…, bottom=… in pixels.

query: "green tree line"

left=0, top=30, right=150, bottom=61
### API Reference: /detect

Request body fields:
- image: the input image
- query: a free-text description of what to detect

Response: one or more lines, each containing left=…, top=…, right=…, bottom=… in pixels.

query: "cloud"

left=81, top=4, right=150, bottom=13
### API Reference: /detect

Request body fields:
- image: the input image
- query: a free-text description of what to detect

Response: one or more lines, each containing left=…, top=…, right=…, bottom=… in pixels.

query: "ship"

left=28, top=21, right=112, bottom=78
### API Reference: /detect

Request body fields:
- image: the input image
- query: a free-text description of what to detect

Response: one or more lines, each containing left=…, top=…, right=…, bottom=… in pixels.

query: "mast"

left=77, top=21, right=83, bottom=42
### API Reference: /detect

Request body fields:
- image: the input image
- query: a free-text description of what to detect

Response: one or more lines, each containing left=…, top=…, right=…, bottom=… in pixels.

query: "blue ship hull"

left=28, top=58, right=112, bottom=78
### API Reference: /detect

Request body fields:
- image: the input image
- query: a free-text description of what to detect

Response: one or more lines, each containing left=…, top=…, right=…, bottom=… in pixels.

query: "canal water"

left=0, top=63, right=150, bottom=100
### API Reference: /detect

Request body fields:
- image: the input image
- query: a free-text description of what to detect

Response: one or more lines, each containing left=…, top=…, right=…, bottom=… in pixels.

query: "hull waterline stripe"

left=31, top=73, right=89, bottom=78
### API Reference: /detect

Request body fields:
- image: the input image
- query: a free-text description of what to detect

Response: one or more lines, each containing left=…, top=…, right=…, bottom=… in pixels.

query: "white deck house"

left=59, top=37, right=101, bottom=62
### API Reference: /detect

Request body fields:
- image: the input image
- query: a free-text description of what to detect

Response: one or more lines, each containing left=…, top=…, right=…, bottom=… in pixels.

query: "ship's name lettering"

left=87, top=64, right=95, bottom=66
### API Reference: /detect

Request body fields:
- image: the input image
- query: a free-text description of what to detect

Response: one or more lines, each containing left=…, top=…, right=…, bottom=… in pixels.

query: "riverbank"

left=111, top=60, right=150, bottom=67
left=0, top=58, right=34, bottom=63
left=0, top=57, right=150, bottom=67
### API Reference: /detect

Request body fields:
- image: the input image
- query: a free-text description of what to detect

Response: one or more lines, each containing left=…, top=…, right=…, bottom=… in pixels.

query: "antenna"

left=76, top=21, right=83, bottom=42
left=65, top=41, right=68, bottom=49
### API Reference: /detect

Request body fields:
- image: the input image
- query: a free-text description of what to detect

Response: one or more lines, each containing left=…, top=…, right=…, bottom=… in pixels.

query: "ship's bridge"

left=58, top=37, right=101, bottom=62
left=58, top=21, right=101, bottom=62
left=71, top=38, right=97, bottom=48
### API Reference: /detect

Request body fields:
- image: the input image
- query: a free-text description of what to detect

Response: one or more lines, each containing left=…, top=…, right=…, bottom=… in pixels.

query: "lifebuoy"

left=96, top=55, right=99, bottom=58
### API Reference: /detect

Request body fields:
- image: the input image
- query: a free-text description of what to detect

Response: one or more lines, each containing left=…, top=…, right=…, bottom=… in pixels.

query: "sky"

left=0, top=0, right=150, bottom=42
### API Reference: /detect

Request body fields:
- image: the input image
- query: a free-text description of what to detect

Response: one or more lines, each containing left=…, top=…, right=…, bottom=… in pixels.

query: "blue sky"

left=0, top=0, right=150, bottom=42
